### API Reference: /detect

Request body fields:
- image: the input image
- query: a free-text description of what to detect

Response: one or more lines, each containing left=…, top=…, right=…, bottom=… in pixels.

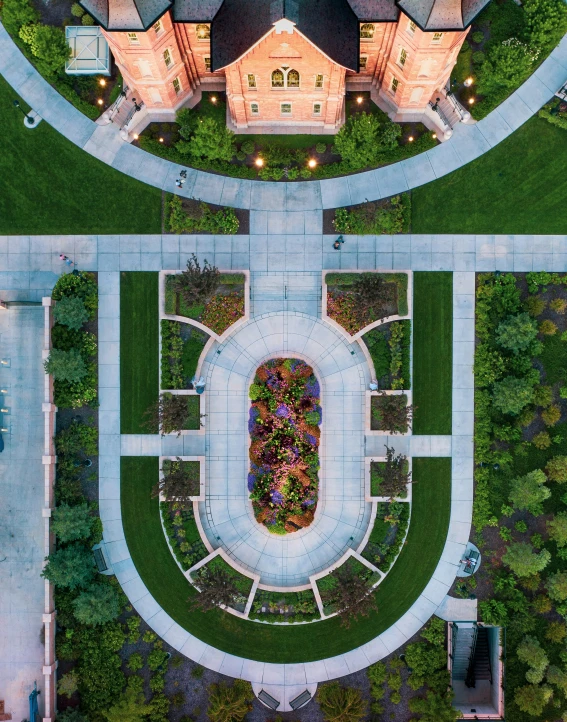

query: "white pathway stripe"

left=0, top=21, right=565, bottom=211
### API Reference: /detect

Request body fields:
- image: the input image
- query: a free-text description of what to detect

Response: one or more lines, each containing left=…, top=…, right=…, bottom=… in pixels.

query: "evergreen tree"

left=41, top=544, right=95, bottom=589
left=509, top=469, right=551, bottom=515
left=73, top=583, right=121, bottom=625
left=51, top=502, right=92, bottom=542
left=496, top=313, right=538, bottom=353
left=317, top=682, right=367, bottom=722
left=502, top=542, right=551, bottom=577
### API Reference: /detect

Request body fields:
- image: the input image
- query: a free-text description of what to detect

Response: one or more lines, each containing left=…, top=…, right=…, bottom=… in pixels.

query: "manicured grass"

left=411, top=117, right=567, bottom=234
left=120, top=273, right=159, bottom=434
left=121, top=456, right=451, bottom=662
left=412, top=272, right=453, bottom=435
left=0, top=75, right=161, bottom=235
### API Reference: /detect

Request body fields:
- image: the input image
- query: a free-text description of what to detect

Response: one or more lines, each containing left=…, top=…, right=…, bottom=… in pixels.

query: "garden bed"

left=160, top=320, right=209, bottom=390
left=325, top=272, right=408, bottom=336
left=363, top=320, right=411, bottom=390
left=323, top=194, right=410, bottom=235
left=165, top=272, right=245, bottom=337
left=370, top=393, right=410, bottom=433
left=191, top=556, right=253, bottom=613
left=316, top=557, right=380, bottom=616
left=370, top=460, right=409, bottom=499
left=160, top=500, right=208, bottom=572
left=249, top=589, right=320, bottom=623
left=248, top=358, right=321, bottom=535
left=361, top=502, right=410, bottom=573
left=164, top=195, right=247, bottom=235
left=161, top=394, right=200, bottom=431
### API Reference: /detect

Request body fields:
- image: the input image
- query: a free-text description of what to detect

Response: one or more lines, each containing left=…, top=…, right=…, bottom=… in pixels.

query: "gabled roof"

left=173, top=0, right=223, bottom=22
left=347, top=0, right=399, bottom=21
left=395, top=0, right=490, bottom=30
left=210, top=0, right=360, bottom=72
left=79, top=0, right=172, bottom=31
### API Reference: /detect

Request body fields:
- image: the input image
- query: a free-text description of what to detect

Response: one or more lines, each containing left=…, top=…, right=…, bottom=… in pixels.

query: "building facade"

left=82, top=0, right=488, bottom=132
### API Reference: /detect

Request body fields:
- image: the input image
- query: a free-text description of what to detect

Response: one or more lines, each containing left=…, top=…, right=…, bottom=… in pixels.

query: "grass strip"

left=121, top=456, right=450, bottom=662
left=412, top=272, right=453, bottom=435
left=120, top=272, right=159, bottom=433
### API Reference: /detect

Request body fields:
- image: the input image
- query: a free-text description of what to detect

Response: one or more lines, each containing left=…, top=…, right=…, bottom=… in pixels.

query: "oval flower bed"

left=248, top=358, right=321, bottom=535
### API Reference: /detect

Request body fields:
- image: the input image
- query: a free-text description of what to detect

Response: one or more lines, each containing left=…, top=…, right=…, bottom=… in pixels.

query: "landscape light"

left=159, top=137, right=164, bottom=142
left=255, top=157, right=264, bottom=167
left=133, top=133, right=139, bottom=140
left=468, top=98, right=475, bottom=105
left=408, top=136, right=414, bottom=142
left=464, top=77, right=473, bottom=87
left=432, top=133, right=437, bottom=139
left=97, top=99, right=103, bottom=105
left=308, top=159, right=317, bottom=168
left=356, top=96, right=363, bottom=104
left=211, top=96, right=217, bottom=103
left=99, top=78, right=106, bottom=87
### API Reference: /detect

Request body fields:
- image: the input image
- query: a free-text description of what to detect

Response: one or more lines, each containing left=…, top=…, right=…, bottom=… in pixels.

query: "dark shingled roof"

left=173, top=0, right=223, bottom=22
left=80, top=0, right=172, bottom=30
left=347, top=0, right=399, bottom=21
left=396, top=0, right=490, bottom=29
left=210, top=0, right=360, bottom=72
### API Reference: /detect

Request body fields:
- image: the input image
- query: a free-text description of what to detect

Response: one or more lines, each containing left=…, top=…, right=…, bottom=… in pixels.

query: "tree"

left=372, top=393, right=413, bottom=434
left=1, top=0, right=39, bottom=34
left=189, top=565, right=240, bottom=612
left=317, top=682, right=367, bottom=722
left=20, top=23, right=70, bottom=76
left=547, top=513, right=567, bottom=547
left=181, top=117, right=235, bottom=162
left=374, top=447, right=411, bottom=498
left=174, top=254, right=220, bottom=307
left=420, top=616, right=446, bottom=646
left=502, top=542, right=551, bottom=577
left=153, top=458, right=200, bottom=500
left=479, top=599, right=508, bottom=626
left=404, top=642, right=448, bottom=691
left=478, top=39, right=536, bottom=95
left=41, top=543, right=95, bottom=589
left=144, top=393, right=191, bottom=436
left=514, top=684, right=553, bottom=716
left=51, top=502, right=92, bottom=542
left=353, top=274, right=392, bottom=322
left=73, top=583, right=121, bottom=625
left=207, top=680, right=253, bottom=722
left=546, top=572, right=567, bottom=602
left=496, top=313, right=538, bottom=353
left=56, top=710, right=90, bottom=722
left=57, top=670, right=79, bottom=698
left=44, top=348, right=87, bottom=382
left=492, top=376, right=534, bottom=415
left=102, top=685, right=153, bottom=722
left=517, top=636, right=549, bottom=683
left=546, top=620, right=567, bottom=644
left=547, top=665, right=567, bottom=694
left=320, top=563, right=377, bottom=628
left=53, top=296, right=89, bottom=330
left=508, top=469, right=551, bottom=515
left=546, top=456, right=567, bottom=483
left=524, top=0, right=567, bottom=48
left=408, top=691, right=463, bottom=722
left=333, top=113, right=384, bottom=170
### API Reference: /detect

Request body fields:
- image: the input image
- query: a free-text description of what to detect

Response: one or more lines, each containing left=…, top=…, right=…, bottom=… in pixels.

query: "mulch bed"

left=163, top=197, right=249, bottom=235
left=323, top=197, right=399, bottom=235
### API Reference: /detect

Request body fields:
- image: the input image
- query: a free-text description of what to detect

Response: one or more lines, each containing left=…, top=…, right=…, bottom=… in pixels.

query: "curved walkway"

left=0, top=23, right=566, bottom=211
left=200, top=311, right=371, bottom=587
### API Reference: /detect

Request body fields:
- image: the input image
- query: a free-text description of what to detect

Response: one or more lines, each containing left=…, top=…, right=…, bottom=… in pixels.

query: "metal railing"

left=445, top=91, right=468, bottom=120
left=428, top=99, right=451, bottom=128
left=556, top=82, right=567, bottom=101
left=105, top=84, right=129, bottom=122
left=120, top=98, right=144, bottom=130
left=464, top=623, right=479, bottom=687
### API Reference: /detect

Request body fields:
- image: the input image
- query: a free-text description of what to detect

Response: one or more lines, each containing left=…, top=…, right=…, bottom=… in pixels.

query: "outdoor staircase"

left=470, top=626, right=492, bottom=684
left=451, top=623, right=477, bottom=681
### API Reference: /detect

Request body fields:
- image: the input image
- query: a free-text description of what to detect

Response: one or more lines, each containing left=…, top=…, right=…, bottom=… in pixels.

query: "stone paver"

left=0, top=21, right=565, bottom=210
left=0, top=306, right=47, bottom=721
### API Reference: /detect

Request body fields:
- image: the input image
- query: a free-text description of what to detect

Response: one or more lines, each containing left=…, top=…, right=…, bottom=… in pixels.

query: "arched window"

left=196, top=24, right=210, bottom=40
left=360, top=23, right=375, bottom=39
left=271, top=69, right=284, bottom=87
left=287, top=69, right=300, bottom=87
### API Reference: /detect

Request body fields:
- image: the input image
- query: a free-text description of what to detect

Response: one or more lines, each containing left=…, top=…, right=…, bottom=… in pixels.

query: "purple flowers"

left=305, top=377, right=320, bottom=399
left=275, top=403, right=290, bottom=418
left=248, top=407, right=260, bottom=433
left=305, top=433, right=318, bottom=447
left=247, top=473, right=256, bottom=492
left=270, top=489, right=284, bottom=505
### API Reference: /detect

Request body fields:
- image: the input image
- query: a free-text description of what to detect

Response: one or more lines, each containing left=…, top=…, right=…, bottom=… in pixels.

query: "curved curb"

left=0, top=23, right=566, bottom=211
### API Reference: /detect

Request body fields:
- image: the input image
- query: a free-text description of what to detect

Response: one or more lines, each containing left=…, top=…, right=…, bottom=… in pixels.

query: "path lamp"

left=13, top=99, right=33, bottom=124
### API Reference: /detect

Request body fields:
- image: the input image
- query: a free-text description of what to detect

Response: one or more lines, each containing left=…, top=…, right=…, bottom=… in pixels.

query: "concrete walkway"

left=0, top=306, right=47, bottom=721
left=0, top=22, right=566, bottom=210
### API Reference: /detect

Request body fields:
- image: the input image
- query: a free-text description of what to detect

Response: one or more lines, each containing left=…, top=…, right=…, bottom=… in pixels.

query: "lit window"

left=127, top=32, right=139, bottom=45
left=204, top=56, right=211, bottom=71
left=398, top=48, right=408, bottom=67
left=250, top=102, right=259, bottom=114
left=359, top=56, right=368, bottom=70
left=196, top=24, right=210, bottom=40
left=271, top=69, right=284, bottom=87
left=247, top=74, right=256, bottom=89
left=280, top=102, right=292, bottom=115
left=315, top=74, right=323, bottom=88
left=153, top=19, right=163, bottom=34
left=360, top=23, right=375, bottom=39
left=407, top=20, right=416, bottom=34
left=163, top=48, right=172, bottom=68
left=287, top=69, right=300, bottom=87
left=313, top=102, right=322, bottom=116
left=172, top=76, right=181, bottom=94
left=432, top=32, right=443, bottom=44
left=391, top=76, right=399, bottom=93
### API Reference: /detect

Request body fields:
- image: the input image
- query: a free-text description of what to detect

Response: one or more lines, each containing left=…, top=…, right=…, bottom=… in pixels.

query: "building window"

left=163, top=48, right=172, bottom=68
left=359, top=55, right=368, bottom=70
left=250, top=102, right=259, bottom=114
left=271, top=69, right=284, bottom=87
left=391, top=76, right=399, bottom=93
left=398, top=47, right=408, bottom=67
left=247, top=74, right=257, bottom=89
left=280, top=102, right=292, bottom=115
left=315, top=74, right=324, bottom=88
left=196, top=24, right=210, bottom=40
left=431, top=32, right=443, bottom=44
left=360, top=23, right=375, bottom=39
left=204, top=56, right=211, bottom=71
left=153, top=19, right=163, bottom=34
left=313, top=102, right=322, bottom=116
left=172, top=76, right=181, bottom=94
left=271, top=68, right=300, bottom=88
left=287, top=69, right=299, bottom=87
left=127, top=32, right=139, bottom=45
left=407, top=20, right=416, bottom=34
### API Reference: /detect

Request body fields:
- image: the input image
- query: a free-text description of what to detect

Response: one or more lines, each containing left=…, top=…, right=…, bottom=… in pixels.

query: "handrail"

left=106, top=84, right=129, bottom=121
left=464, top=623, right=479, bottom=688
left=446, top=92, right=466, bottom=120
left=120, top=99, right=144, bottom=130
left=428, top=100, right=451, bottom=128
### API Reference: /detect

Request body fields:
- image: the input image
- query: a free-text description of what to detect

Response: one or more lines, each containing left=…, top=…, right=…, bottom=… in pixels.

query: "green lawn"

left=0, top=75, right=161, bottom=235
left=411, top=116, right=567, bottom=234
left=412, top=272, right=453, bottom=435
left=120, top=273, right=159, bottom=434
left=121, top=456, right=451, bottom=662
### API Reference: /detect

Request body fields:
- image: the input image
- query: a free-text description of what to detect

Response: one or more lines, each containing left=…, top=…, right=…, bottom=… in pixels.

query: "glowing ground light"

left=308, top=159, right=317, bottom=168
left=97, top=99, right=103, bottom=105
left=356, top=96, right=363, bottom=104
left=133, top=134, right=139, bottom=140
left=255, top=158, right=264, bottom=167
left=432, top=133, right=437, bottom=139
left=464, top=77, right=473, bottom=87
left=99, top=78, right=106, bottom=86
left=159, top=137, right=164, bottom=142
left=408, top=136, right=414, bottom=141
left=211, top=96, right=217, bottom=103
left=468, top=98, right=475, bottom=105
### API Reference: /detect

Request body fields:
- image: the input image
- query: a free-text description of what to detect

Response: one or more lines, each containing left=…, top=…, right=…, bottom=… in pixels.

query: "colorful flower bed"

left=248, top=358, right=321, bottom=535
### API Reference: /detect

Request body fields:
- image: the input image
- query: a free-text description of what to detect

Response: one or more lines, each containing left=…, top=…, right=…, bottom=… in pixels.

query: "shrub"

left=316, top=142, right=327, bottom=153
left=492, top=376, right=534, bottom=415
left=71, top=2, right=85, bottom=15
left=241, top=140, right=255, bottom=155
left=179, top=117, right=235, bottom=162
left=82, top=13, right=94, bottom=24
left=20, top=23, right=70, bottom=77
left=207, top=679, right=253, bottom=722
left=57, top=670, right=79, bottom=698
left=44, top=348, right=87, bottom=382
left=174, top=253, right=220, bottom=305
left=317, top=682, right=367, bottom=722
left=509, top=469, right=551, bottom=515
left=73, top=583, right=121, bottom=625
left=546, top=572, right=567, bottom=602
left=51, top=502, right=93, bottom=542
left=408, top=691, right=462, bottom=722
left=514, top=684, right=553, bottom=716
left=421, top=616, right=445, bottom=646
left=533, top=385, right=553, bottom=407
left=496, top=313, right=538, bottom=353
left=479, top=599, right=508, bottom=626
left=56, top=711, right=89, bottom=722
left=472, top=51, right=485, bottom=64
left=546, top=457, right=567, bottom=483
left=546, top=621, right=567, bottom=643
left=524, top=0, right=567, bottom=48
left=52, top=271, right=98, bottom=317
left=41, top=544, right=95, bottom=589
left=540, top=319, right=558, bottom=335
left=56, top=420, right=98, bottom=457
left=551, top=298, right=567, bottom=313
left=477, top=39, right=536, bottom=95
left=526, top=296, right=546, bottom=316
left=333, top=112, right=397, bottom=171
left=0, top=0, right=39, bottom=36
left=235, top=150, right=246, bottom=161
left=515, top=520, right=528, bottom=533
left=517, top=636, right=549, bottom=683
left=542, top=404, right=561, bottom=426
left=548, top=513, right=567, bottom=547
left=502, top=542, right=551, bottom=577
left=532, top=594, right=552, bottom=614
left=102, top=686, right=153, bottom=722
left=471, top=30, right=484, bottom=43
left=533, top=431, right=552, bottom=449
left=127, top=652, right=144, bottom=671
left=405, top=642, right=447, bottom=690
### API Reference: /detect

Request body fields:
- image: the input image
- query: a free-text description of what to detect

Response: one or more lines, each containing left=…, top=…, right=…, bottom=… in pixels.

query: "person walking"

left=59, top=254, right=74, bottom=266
left=333, top=235, right=345, bottom=250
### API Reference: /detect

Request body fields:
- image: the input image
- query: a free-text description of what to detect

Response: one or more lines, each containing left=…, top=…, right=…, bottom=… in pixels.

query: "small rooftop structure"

left=65, top=26, right=111, bottom=75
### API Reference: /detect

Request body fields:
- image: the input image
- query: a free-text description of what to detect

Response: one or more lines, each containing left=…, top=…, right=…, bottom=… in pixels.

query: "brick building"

left=82, top=0, right=489, bottom=134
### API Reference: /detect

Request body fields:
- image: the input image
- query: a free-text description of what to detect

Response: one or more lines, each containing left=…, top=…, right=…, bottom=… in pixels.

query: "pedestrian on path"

left=333, top=235, right=345, bottom=250
left=59, top=254, right=74, bottom=266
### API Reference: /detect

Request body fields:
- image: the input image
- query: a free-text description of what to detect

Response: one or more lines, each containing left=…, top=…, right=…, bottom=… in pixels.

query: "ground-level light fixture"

left=464, top=77, right=474, bottom=87
left=408, top=135, right=414, bottom=142
left=211, top=95, right=217, bottom=103
left=99, top=78, right=106, bottom=87
left=159, top=137, right=164, bottom=142
left=97, top=99, right=103, bottom=105
left=133, top=133, right=139, bottom=140
left=356, top=96, right=363, bottom=104
left=432, top=133, right=437, bottom=139
left=255, top=157, right=264, bottom=167
left=468, top=98, right=475, bottom=105
left=308, top=158, right=317, bottom=168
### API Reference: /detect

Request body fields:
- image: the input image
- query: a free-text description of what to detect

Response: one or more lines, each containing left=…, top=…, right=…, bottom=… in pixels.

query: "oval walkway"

left=200, top=311, right=371, bottom=587
left=0, top=23, right=566, bottom=211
